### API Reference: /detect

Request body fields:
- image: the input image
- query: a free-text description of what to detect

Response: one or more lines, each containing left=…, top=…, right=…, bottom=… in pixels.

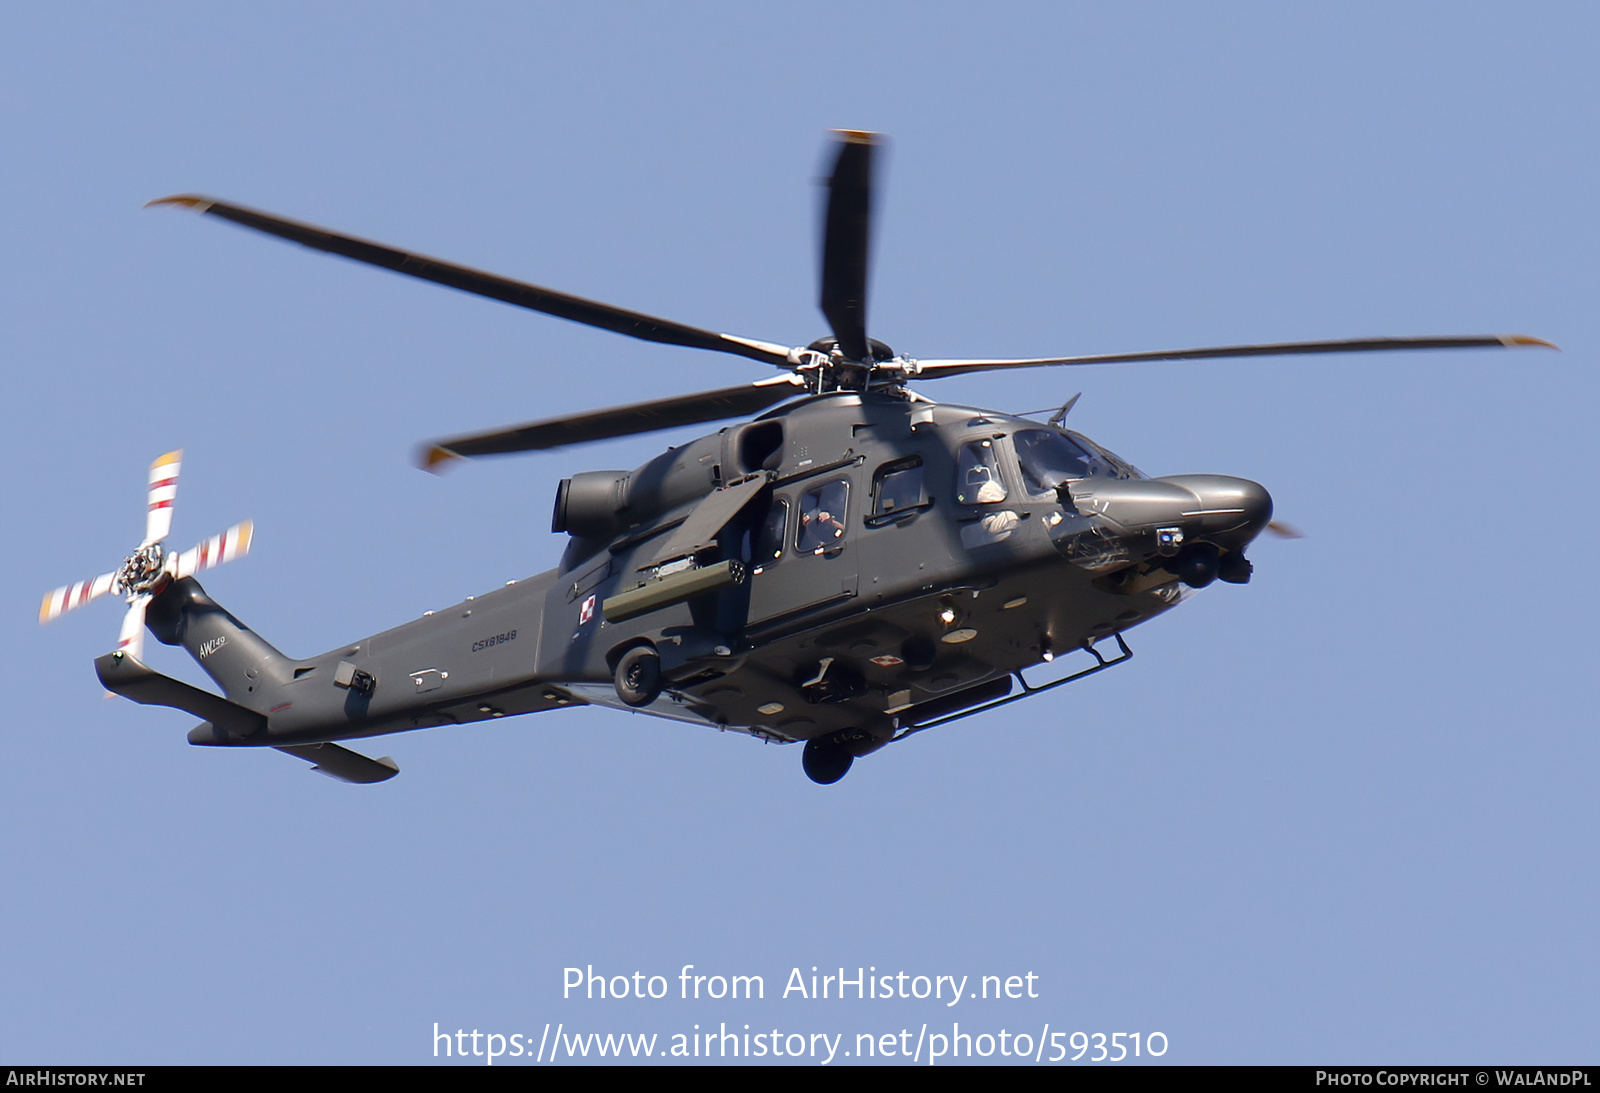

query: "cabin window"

left=872, top=457, right=925, bottom=516
left=1014, top=428, right=1097, bottom=494
left=751, top=498, right=788, bottom=571
left=796, top=480, right=849, bottom=553
left=955, top=439, right=1007, bottom=504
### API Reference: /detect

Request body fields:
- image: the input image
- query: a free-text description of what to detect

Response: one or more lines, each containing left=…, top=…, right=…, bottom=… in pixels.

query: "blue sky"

left=3, top=2, right=1596, bottom=1065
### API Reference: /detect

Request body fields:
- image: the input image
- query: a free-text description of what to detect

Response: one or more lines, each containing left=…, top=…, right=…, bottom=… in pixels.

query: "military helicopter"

left=44, top=131, right=1551, bottom=785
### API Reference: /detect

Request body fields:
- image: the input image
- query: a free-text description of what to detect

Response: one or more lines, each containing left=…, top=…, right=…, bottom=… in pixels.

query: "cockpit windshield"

left=1014, top=428, right=1098, bottom=493
left=1013, top=427, right=1144, bottom=492
left=1069, top=432, right=1144, bottom=480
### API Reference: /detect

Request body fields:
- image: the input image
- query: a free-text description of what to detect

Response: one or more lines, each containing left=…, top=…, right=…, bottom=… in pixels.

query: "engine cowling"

left=551, top=429, right=740, bottom=540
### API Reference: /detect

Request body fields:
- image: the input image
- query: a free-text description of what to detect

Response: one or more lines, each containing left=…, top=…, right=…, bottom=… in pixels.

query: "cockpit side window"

left=796, top=479, right=849, bottom=553
left=956, top=439, right=1007, bottom=504
left=1014, top=428, right=1096, bottom=494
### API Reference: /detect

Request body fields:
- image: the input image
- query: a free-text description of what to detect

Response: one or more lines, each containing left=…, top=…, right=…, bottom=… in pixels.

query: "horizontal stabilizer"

left=275, top=743, right=400, bottom=784
left=95, top=651, right=266, bottom=739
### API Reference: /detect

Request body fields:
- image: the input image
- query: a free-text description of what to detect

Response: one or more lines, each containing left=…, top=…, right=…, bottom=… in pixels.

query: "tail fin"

left=145, top=577, right=290, bottom=704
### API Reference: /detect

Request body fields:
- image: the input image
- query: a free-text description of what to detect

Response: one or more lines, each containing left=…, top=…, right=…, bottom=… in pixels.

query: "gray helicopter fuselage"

left=126, top=132, right=1540, bottom=783
left=155, top=390, right=1271, bottom=760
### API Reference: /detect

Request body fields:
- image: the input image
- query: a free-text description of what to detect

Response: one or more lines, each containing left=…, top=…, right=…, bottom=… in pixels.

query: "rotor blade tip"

left=419, top=445, right=461, bottom=474
left=833, top=129, right=876, bottom=144
left=1505, top=334, right=1559, bottom=350
left=151, top=449, right=182, bottom=468
left=238, top=519, right=254, bottom=554
left=145, top=194, right=212, bottom=212
left=39, top=595, right=52, bottom=625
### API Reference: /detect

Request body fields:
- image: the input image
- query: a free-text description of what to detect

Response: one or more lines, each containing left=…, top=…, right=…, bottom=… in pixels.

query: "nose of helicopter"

left=1072, top=474, right=1273, bottom=550
left=1158, top=474, right=1274, bottom=548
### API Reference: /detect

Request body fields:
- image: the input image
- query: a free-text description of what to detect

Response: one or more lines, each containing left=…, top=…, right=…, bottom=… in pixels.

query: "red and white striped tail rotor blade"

left=172, top=520, right=253, bottom=580
left=142, top=449, right=182, bottom=546
left=39, top=571, right=119, bottom=624
left=116, top=595, right=149, bottom=662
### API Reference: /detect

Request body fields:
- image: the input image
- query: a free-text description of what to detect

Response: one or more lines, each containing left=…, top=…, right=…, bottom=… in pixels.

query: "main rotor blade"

left=912, top=335, right=1556, bottom=378
left=420, top=374, right=807, bottom=469
left=148, top=195, right=795, bottom=369
left=819, top=131, right=876, bottom=362
left=40, top=571, right=118, bottom=624
left=142, top=449, right=182, bottom=547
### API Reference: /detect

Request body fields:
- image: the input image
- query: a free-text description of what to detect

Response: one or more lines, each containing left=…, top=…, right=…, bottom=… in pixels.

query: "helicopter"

left=43, top=131, right=1552, bottom=785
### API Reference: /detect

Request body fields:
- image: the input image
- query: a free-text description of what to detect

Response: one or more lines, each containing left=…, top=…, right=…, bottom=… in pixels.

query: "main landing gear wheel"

left=613, top=646, right=662, bottom=707
left=802, top=737, right=854, bottom=785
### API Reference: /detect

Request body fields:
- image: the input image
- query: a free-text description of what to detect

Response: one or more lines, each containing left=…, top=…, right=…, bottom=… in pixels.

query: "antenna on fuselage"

left=1047, top=393, right=1082, bottom=427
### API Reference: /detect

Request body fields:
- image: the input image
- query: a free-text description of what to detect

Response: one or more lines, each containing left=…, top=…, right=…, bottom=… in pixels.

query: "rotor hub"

left=117, top=543, right=167, bottom=597
left=805, top=335, right=896, bottom=362
left=798, top=336, right=911, bottom=394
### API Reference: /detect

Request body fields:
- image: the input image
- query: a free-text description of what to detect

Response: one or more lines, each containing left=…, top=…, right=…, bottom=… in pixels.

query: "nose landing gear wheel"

left=802, top=737, right=854, bottom=784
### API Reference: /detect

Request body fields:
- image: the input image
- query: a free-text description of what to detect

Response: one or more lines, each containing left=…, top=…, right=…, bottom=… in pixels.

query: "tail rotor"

left=39, top=450, right=253, bottom=663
